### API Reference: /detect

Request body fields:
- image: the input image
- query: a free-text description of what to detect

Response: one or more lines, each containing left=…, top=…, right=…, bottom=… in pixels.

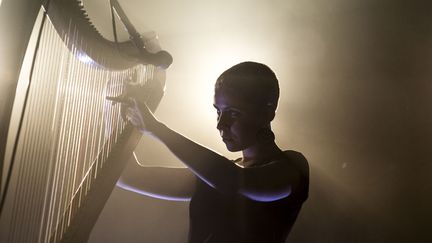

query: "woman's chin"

left=224, top=143, right=242, bottom=152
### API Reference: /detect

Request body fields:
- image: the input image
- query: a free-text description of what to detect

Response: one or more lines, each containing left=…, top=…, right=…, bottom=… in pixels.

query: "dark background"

left=83, top=0, right=432, bottom=242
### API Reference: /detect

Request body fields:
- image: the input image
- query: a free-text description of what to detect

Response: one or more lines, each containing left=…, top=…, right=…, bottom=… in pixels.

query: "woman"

left=117, top=61, right=309, bottom=242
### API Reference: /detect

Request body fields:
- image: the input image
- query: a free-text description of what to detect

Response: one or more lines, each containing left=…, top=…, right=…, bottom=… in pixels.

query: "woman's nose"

left=216, top=113, right=230, bottom=130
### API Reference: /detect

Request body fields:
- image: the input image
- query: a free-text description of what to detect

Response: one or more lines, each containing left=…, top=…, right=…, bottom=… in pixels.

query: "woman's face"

left=214, top=88, right=266, bottom=152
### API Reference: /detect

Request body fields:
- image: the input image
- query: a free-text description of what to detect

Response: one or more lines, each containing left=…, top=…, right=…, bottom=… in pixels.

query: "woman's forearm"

left=117, top=157, right=195, bottom=201
left=149, top=122, right=239, bottom=192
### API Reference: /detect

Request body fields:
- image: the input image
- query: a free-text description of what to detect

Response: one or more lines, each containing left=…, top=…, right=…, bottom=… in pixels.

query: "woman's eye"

left=229, top=111, right=240, bottom=118
left=215, top=109, right=240, bottom=119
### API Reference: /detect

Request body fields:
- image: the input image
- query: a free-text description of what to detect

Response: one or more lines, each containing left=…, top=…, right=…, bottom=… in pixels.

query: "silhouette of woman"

left=116, top=61, right=309, bottom=243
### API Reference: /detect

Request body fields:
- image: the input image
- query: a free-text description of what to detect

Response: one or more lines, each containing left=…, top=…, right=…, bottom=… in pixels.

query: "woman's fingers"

left=106, top=95, right=159, bottom=133
left=132, top=100, right=160, bottom=133
left=106, top=95, right=137, bottom=123
left=125, top=107, right=143, bottom=126
left=134, top=100, right=153, bottom=120
left=106, top=95, right=134, bottom=106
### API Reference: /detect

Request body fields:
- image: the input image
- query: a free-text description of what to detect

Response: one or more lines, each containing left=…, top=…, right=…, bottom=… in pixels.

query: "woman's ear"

left=265, top=103, right=276, bottom=122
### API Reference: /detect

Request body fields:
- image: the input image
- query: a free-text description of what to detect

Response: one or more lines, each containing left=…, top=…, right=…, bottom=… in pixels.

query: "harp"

left=0, top=0, right=171, bottom=242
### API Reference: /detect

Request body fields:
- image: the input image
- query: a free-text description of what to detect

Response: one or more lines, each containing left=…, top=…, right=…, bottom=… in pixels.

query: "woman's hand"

left=106, top=94, right=161, bottom=135
left=124, top=98, right=161, bottom=135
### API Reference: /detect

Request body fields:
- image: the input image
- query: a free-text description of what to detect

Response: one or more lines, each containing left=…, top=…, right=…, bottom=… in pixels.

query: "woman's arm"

left=127, top=101, right=304, bottom=202
left=117, top=155, right=196, bottom=201
left=236, top=152, right=306, bottom=202
left=152, top=123, right=303, bottom=201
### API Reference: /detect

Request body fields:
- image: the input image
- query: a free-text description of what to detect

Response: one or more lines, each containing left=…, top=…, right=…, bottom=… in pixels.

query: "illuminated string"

left=27, top=17, right=51, bottom=241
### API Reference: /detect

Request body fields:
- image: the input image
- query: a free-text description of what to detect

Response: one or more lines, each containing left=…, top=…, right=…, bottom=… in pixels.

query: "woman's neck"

left=240, top=141, right=283, bottom=167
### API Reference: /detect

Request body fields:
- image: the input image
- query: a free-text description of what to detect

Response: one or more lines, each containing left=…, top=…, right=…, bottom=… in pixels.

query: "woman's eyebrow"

left=213, top=103, right=243, bottom=111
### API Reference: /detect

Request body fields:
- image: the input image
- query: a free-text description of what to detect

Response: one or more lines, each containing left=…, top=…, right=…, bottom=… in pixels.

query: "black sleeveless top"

left=188, top=150, right=309, bottom=243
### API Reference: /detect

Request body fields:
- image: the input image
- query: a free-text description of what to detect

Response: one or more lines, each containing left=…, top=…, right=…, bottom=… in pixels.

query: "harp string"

left=42, top=23, right=67, bottom=243
left=25, top=18, right=46, bottom=241
left=42, top=15, right=62, bottom=235
left=31, top=22, right=55, bottom=240
left=56, top=27, right=74, bottom=240
left=46, top=19, right=73, bottom=243
left=69, top=28, right=84, bottom=223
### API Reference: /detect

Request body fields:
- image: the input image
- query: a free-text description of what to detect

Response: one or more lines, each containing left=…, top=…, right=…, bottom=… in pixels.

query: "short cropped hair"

left=215, top=61, right=280, bottom=109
